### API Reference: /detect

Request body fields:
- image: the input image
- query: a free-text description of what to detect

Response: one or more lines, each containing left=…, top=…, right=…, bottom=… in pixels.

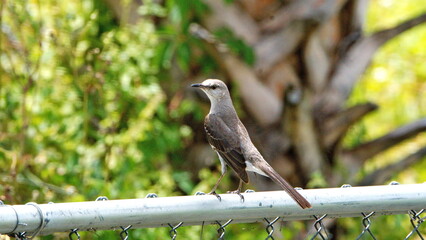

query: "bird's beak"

left=191, top=83, right=203, bottom=88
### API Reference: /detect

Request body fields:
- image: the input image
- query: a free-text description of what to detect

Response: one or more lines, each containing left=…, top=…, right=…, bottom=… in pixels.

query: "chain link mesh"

left=119, top=225, right=132, bottom=240
left=1, top=187, right=425, bottom=239
left=2, top=208, right=425, bottom=239
left=168, top=222, right=183, bottom=240
left=69, top=228, right=81, bottom=240
left=405, top=209, right=425, bottom=240
left=216, top=219, right=233, bottom=240
left=264, top=217, right=280, bottom=240
left=310, top=214, right=329, bottom=240
left=355, top=211, right=377, bottom=240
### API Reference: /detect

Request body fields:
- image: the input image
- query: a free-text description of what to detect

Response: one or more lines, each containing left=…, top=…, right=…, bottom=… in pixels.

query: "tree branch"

left=304, top=29, right=331, bottom=92
left=238, top=1, right=281, bottom=20
left=342, top=118, right=426, bottom=164
left=350, top=0, right=369, bottom=32
left=265, top=60, right=300, bottom=100
left=287, top=92, right=327, bottom=177
left=203, top=0, right=260, bottom=45
left=359, top=147, right=426, bottom=186
left=223, top=55, right=283, bottom=127
left=322, top=102, right=378, bottom=148
left=260, top=0, right=348, bottom=32
left=254, top=21, right=306, bottom=74
left=315, top=12, right=426, bottom=116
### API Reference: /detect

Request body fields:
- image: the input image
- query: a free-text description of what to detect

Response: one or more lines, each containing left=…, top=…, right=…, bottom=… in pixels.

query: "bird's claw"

left=227, top=190, right=244, bottom=202
left=208, top=191, right=222, bottom=201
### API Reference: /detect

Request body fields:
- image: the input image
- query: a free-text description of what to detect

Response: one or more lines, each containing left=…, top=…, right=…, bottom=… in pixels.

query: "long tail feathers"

left=258, top=164, right=312, bottom=209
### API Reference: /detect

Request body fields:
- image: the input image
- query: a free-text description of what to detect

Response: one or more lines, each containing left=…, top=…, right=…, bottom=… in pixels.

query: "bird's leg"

left=227, top=179, right=244, bottom=202
left=208, top=170, right=226, bottom=201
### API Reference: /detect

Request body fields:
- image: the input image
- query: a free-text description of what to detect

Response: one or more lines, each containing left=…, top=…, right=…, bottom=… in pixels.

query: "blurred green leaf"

left=214, top=27, right=255, bottom=65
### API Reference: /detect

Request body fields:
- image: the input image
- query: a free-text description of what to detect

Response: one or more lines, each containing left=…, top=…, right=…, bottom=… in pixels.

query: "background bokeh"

left=1, top=0, right=425, bottom=239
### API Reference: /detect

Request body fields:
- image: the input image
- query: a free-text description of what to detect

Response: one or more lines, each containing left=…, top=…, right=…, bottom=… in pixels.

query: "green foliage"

left=159, top=0, right=211, bottom=73
left=214, top=27, right=255, bottom=65
left=0, top=0, right=196, bottom=238
left=337, top=214, right=414, bottom=240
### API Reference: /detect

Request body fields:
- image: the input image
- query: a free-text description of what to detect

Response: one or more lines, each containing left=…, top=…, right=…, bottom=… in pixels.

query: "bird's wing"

left=204, top=114, right=248, bottom=183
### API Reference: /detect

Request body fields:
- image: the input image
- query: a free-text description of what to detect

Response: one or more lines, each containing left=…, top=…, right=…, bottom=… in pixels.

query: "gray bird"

left=191, top=79, right=311, bottom=209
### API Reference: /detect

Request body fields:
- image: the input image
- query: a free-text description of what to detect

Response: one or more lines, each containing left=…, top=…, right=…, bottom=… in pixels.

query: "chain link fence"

left=1, top=183, right=425, bottom=239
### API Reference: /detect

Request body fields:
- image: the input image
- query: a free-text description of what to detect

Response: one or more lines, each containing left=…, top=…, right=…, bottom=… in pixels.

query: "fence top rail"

left=1, top=183, right=425, bottom=236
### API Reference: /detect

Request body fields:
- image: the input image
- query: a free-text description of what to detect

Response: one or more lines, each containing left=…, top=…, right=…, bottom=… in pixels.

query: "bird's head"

left=191, top=79, right=229, bottom=101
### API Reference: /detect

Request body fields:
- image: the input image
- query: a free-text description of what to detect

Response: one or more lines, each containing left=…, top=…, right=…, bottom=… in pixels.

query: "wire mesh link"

left=120, top=225, right=132, bottom=240
left=310, top=214, right=329, bottom=240
left=146, top=193, right=158, bottom=198
left=95, top=196, right=109, bottom=201
left=355, top=211, right=376, bottom=240
left=4, top=202, right=45, bottom=240
left=69, top=228, right=81, bottom=240
left=13, top=232, right=27, bottom=240
left=216, top=219, right=233, bottom=240
left=25, top=202, right=47, bottom=239
left=168, top=222, right=183, bottom=240
left=405, top=209, right=425, bottom=240
left=264, top=217, right=280, bottom=240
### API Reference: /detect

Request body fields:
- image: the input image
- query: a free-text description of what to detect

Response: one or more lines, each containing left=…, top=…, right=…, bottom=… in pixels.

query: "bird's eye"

left=211, top=85, right=217, bottom=90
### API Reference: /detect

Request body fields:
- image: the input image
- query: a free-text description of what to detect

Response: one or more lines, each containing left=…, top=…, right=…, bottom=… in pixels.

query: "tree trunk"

left=105, top=0, right=426, bottom=204
left=103, top=0, right=426, bottom=237
left=189, top=0, right=426, bottom=188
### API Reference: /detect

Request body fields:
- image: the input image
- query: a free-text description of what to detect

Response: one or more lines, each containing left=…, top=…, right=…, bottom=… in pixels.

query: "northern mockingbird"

left=191, top=79, right=311, bottom=209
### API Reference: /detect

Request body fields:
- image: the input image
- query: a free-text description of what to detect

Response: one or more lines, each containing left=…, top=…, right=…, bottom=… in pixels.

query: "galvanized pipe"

left=0, top=184, right=425, bottom=236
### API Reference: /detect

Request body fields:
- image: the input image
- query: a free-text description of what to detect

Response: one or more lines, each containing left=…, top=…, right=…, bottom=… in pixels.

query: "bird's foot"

left=208, top=191, right=222, bottom=201
left=227, top=189, right=244, bottom=202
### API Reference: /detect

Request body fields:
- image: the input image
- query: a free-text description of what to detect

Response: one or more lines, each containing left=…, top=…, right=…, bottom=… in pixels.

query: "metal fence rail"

left=1, top=183, right=425, bottom=238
